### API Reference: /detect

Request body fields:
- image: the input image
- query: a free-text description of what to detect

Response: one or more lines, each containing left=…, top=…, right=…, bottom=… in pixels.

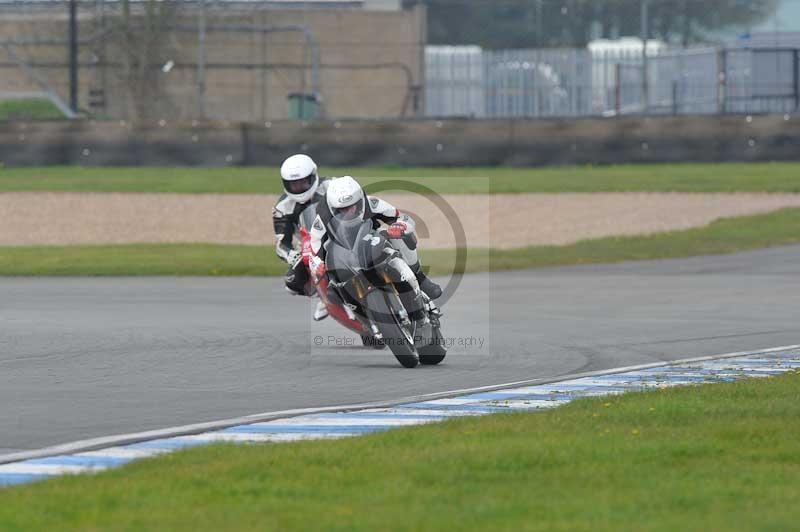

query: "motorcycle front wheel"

left=419, top=325, right=446, bottom=365
left=361, top=334, right=386, bottom=350
left=364, top=290, right=419, bottom=368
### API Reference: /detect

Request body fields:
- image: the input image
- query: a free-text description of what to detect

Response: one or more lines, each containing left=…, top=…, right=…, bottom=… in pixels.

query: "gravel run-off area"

left=3, top=192, right=800, bottom=249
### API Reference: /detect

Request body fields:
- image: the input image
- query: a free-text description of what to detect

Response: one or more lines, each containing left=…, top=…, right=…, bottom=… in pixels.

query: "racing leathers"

left=272, top=177, right=330, bottom=296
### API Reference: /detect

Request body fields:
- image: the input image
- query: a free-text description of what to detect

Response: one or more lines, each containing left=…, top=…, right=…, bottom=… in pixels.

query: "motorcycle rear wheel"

left=365, top=290, right=419, bottom=368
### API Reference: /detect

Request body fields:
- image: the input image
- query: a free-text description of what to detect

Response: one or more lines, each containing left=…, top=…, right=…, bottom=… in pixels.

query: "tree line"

left=406, top=0, right=778, bottom=48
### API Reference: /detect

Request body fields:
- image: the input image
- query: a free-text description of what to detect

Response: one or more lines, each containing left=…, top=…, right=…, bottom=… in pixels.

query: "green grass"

left=0, top=162, right=799, bottom=194
left=2, top=207, right=800, bottom=276
left=0, top=98, right=65, bottom=121
left=462, top=206, right=800, bottom=272
left=0, top=244, right=282, bottom=277
left=1, top=371, right=798, bottom=531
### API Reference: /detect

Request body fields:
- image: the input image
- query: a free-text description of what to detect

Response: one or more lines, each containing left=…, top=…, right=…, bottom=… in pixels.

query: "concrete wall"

left=0, top=115, right=797, bottom=167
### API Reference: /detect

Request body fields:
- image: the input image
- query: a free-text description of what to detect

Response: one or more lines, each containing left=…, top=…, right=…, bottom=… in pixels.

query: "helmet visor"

left=333, top=200, right=364, bottom=221
left=282, top=174, right=316, bottom=195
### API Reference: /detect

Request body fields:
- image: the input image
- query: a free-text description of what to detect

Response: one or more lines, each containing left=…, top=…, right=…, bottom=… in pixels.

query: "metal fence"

left=724, top=48, right=800, bottom=114
left=425, top=47, right=592, bottom=118
left=425, top=44, right=800, bottom=119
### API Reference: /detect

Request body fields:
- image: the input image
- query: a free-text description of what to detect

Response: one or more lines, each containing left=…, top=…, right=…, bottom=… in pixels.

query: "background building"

left=0, top=0, right=425, bottom=121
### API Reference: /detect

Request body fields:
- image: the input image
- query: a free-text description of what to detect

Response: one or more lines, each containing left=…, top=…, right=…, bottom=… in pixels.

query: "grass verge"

left=0, top=244, right=281, bottom=277
left=0, top=99, right=65, bottom=121
left=0, top=162, right=799, bottom=194
left=2, top=208, right=800, bottom=276
left=1, top=371, right=798, bottom=531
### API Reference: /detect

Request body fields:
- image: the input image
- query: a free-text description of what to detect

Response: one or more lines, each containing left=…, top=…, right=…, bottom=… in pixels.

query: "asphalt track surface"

left=2, top=245, right=799, bottom=454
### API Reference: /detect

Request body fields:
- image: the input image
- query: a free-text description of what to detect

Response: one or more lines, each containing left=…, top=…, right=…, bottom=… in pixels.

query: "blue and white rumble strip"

left=2, top=346, right=799, bottom=488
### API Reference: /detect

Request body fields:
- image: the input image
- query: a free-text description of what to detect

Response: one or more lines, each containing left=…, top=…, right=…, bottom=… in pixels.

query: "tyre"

left=364, top=290, right=418, bottom=368
left=361, top=334, right=386, bottom=350
left=419, top=326, right=446, bottom=365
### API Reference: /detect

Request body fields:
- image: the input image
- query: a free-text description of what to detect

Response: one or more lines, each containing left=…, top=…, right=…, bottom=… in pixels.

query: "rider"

left=273, top=154, right=330, bottom=321
left=307, top=175, right=442, bottom=301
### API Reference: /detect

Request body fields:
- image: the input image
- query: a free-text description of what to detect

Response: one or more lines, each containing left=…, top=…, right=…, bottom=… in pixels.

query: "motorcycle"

left=318, top=211, right=447, bottom=369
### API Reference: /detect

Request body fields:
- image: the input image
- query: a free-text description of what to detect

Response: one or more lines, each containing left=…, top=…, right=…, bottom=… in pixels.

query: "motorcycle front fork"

left=358, top=298, right=439, bottom=344
left=424, top=297, right=442, bottom=327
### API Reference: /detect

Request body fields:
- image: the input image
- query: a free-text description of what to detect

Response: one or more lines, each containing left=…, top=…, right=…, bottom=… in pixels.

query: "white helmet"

left=280, top=154, right=319, bottom=203
left=326, top=176, right=365, bottom=221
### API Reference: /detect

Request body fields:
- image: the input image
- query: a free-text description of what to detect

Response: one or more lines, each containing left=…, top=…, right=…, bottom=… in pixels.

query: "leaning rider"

left=306, top=175, right=442, bottom=301
left=272, top=154, right=331, bottom=321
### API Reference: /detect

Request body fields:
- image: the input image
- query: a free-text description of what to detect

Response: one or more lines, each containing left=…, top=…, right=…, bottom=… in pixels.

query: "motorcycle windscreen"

left=329, top=213, right=372, bottom=251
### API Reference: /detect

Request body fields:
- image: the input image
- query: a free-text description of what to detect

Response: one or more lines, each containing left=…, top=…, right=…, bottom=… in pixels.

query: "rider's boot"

left=313, top=299, right=329, bottom=321
left=411, top=263, right=442, bottom=300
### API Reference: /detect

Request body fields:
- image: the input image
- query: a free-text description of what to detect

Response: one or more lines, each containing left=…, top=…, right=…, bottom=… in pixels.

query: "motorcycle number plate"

left=362, top=235, right=381, bottom=247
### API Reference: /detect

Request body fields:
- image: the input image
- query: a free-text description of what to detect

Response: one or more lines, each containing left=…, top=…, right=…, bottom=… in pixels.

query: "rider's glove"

left=387, top=221, right=408, bottom=239
left=309, top=255, right=326, bottom=279
left=286, top=249, right=302, bottom=268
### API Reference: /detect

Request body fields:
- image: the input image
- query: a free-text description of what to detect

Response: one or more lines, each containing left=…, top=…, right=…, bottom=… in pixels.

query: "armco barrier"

left=0, top=115, right=798, bottom=167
